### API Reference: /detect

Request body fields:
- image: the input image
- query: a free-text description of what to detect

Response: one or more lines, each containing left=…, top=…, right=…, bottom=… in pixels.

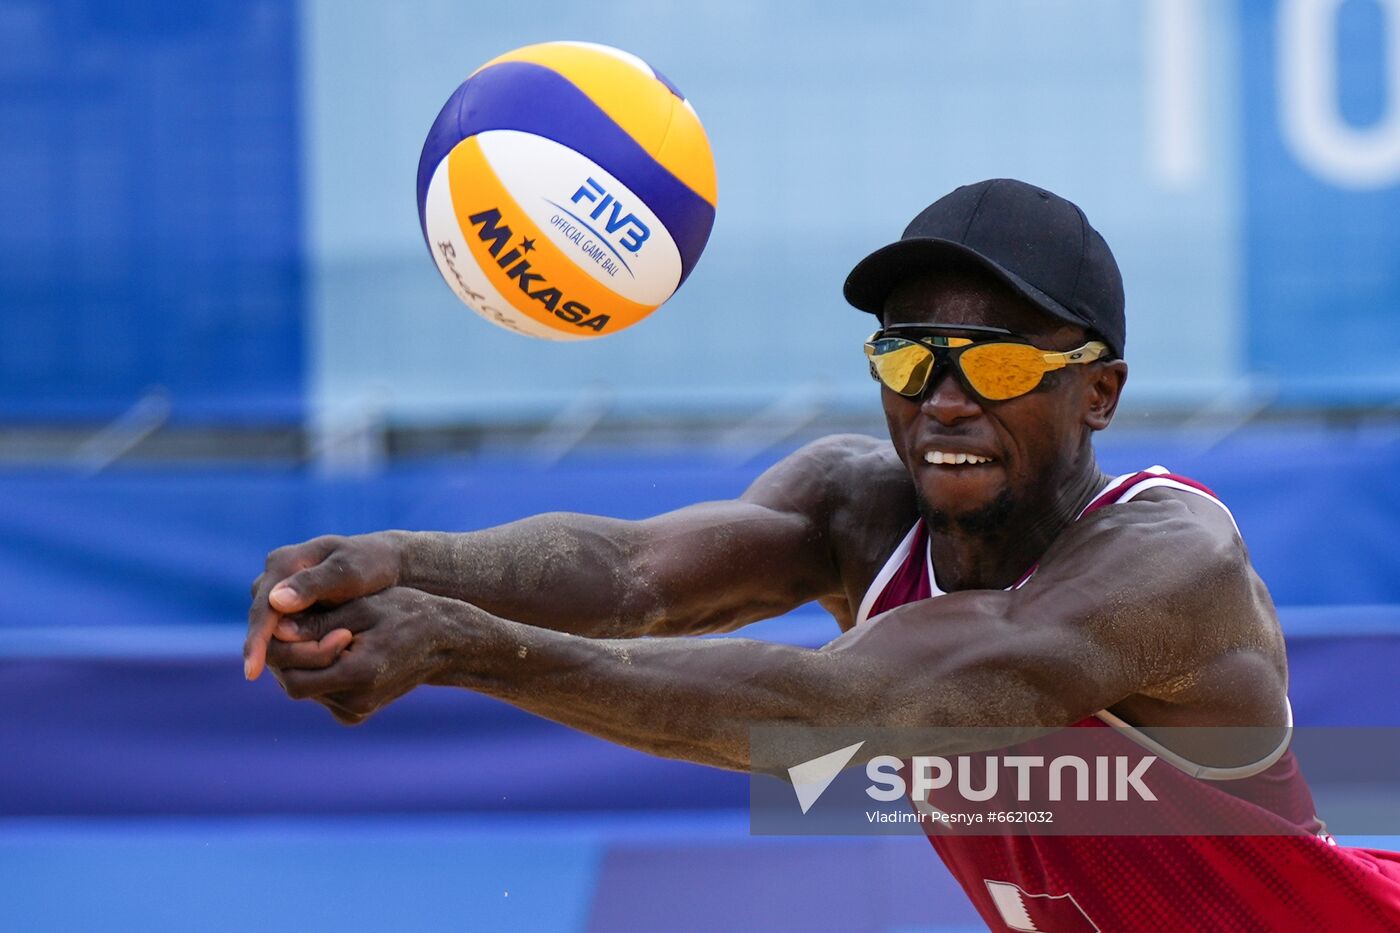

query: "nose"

left=920, top=364, right=983, bottom=425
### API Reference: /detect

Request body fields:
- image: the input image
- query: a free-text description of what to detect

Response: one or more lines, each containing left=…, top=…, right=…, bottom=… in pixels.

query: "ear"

left=1083, top=360, right=1128, bottom=431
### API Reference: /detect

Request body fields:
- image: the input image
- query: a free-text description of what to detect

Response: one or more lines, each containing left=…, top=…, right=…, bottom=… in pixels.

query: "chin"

left=917, top=480, right=1016, bottom=535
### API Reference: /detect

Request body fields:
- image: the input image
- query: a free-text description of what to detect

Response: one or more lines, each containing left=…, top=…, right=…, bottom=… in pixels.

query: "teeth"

left=924, top=451, right=992, bottom=465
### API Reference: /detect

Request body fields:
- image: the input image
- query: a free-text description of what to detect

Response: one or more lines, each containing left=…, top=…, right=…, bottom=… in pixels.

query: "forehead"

left=881, top=265, right=1078, bottom=341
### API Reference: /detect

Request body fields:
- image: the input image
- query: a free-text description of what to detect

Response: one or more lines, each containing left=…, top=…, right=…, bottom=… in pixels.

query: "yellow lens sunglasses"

left=864, top=325, right=1110, bottom=402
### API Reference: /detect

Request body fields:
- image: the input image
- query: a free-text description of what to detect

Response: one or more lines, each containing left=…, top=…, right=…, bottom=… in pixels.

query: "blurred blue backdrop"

left=5, top=0, right=1400, bottom=429
left=3, top=1, right=1400, bottom=931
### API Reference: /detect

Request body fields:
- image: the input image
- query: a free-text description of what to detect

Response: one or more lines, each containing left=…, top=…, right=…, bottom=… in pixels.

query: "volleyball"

left=416, top=41, right=718, bottom=340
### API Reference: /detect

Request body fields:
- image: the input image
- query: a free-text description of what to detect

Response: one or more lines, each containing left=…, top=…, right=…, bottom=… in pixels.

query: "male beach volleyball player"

left=245, top=179, right=1400, bottom=929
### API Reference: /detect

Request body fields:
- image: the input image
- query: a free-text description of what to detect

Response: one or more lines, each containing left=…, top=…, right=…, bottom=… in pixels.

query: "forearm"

left=392, top=515, right=655, bottom=637
left=428, top=596, right=1063, bottom=771
left=432, top=606, right=845, bottom=771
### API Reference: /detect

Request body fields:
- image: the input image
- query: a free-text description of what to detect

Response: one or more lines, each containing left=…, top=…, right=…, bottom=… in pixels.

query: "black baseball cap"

left=843, top=179, right=1125, bottom=359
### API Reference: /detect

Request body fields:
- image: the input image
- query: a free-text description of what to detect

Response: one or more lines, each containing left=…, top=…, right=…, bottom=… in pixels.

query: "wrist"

left=379, top=530, right=416, bottom=587
left=420, top=594, right=462, bottom=687
left=424, top=598, right=495, bottom=688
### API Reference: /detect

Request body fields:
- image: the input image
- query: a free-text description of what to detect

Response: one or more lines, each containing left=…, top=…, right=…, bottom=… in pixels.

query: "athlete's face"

left=878, top=267, right=1126, bottom=533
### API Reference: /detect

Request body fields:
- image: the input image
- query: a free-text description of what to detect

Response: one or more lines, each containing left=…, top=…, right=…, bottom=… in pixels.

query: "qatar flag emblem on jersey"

left=985, top=880, right=1098, bottom=932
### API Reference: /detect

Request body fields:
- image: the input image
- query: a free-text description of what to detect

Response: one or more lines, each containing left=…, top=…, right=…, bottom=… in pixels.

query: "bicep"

left=625, top=499, right=829, bottom=633
left=628, top=437, right=882, bottom=635
left=630, top=442, right=856, bottom=633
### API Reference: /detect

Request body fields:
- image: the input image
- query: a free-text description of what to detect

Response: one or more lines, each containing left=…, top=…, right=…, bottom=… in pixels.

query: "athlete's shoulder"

left=743, top=434, right=904, bottom=505
left=743, top=436, right=917, bottom=625
left=1082, top=469, right=1244, bottom=561
left=742, top=434, right=914, bottom=545
left=784, top=432, right=900, bottom=468
left=809, top=433, right=906, bottom=487
left=1040, top=470, right=1272, bottom=655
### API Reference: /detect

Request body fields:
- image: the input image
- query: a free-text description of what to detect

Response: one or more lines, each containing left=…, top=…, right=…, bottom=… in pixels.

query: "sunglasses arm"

left=1039, top=341, right=1110, bottom=369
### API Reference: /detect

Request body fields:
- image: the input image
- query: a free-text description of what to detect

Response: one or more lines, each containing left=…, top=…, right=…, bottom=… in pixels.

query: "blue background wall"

left=1241, top=0, right=1400, bottom=402
left=0, top=0, right=304, bottom=423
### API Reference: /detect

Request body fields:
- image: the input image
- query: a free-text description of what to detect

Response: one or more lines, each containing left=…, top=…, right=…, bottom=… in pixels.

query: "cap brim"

left=842, top=238, right=1093, bottom=334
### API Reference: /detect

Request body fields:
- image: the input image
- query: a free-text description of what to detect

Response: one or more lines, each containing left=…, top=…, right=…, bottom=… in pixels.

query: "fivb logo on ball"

left=567, top=177, right=649, bottom=257
left=417, top=41, right=717, bottom=340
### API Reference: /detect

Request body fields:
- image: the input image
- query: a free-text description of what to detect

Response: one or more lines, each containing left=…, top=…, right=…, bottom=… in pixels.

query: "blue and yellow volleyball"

left=416, top=41, right=718, bottom=340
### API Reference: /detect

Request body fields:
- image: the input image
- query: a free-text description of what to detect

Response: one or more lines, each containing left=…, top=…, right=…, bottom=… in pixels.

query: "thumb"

left=269, top=552, right=383, bottom=612
left=269, top=577, right=317, bottom=614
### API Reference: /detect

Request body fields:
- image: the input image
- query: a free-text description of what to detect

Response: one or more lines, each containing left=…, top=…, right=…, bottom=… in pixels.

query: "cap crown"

left=905, top=179, right=1124, bottom=356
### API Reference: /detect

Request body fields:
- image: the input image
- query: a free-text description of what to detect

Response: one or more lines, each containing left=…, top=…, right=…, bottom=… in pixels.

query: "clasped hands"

left=243, top=535, right=465, bottom=725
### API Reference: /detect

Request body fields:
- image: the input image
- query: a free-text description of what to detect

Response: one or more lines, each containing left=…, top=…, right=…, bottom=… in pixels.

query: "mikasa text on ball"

left=416, top=41, right=718, bottom=339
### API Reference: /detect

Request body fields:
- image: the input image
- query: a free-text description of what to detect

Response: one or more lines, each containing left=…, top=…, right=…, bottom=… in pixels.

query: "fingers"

left=266, top=548, right=346, bottom=614
left=271, top=611, right=338, bottom=645
left=277, top=593, right=388, bottom=643
left=268, top=539, right=398, bottom=613
left=278, top=651, right=366, bottom=701
left=266, top=628, right=354, bottom=670
left=267, top=658, right=366, bottom=724
left=244, top=586, right=315, bottom=681
left=266, top=669, right=360, bottom=726
left=276, top=647, right=402, bottom=728
left=243, top=581, right=280, bottom=682
left=272, top=618, right=318, bottom=643
left=243, top=538, right=340, bottom=681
